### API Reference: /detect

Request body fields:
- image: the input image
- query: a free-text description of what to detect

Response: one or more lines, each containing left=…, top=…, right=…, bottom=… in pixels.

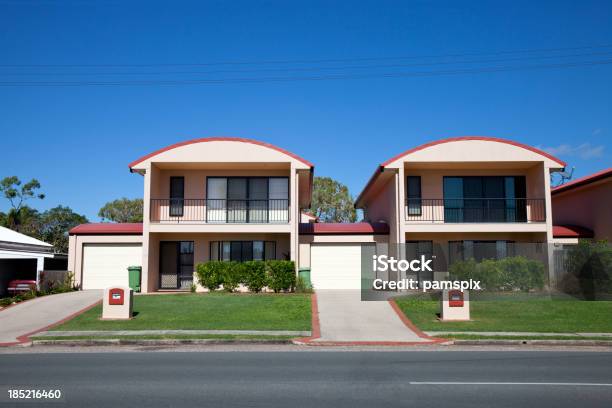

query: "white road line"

left=409, top=382, right=612, bottom=387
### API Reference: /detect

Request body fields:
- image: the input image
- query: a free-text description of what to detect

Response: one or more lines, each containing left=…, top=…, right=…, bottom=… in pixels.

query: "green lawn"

left=439, top=334, right=612, bottom=341
left=395, top=296, right=612, bottom=333
left=52, top=293, right=311, bottom=331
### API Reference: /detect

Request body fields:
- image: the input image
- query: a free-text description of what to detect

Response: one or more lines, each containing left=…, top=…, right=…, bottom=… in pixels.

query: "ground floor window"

left=448, top=240, right=516, bottom=264
left=209, top=241, right=276, bottom=262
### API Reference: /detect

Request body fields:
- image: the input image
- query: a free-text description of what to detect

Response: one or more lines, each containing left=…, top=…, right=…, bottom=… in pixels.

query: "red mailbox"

left=448, top=290, right=464, bottom=307
left=108, top=288, right=125, bottom=305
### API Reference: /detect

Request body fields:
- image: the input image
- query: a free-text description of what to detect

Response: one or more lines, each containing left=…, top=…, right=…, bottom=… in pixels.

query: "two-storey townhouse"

left=355, top=137, right=567, bottom=281
left=68, top=138, right=313, bottom=292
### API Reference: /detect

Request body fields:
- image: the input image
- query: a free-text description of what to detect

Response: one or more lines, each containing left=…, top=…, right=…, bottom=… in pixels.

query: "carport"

left=0, top=226, right=55, bottom=297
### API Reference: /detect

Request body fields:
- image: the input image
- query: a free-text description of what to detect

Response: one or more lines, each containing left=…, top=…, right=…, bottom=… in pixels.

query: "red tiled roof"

left=69, top=223, right=143, bottom=235
left=551, top=168, right=612, bottom=195
left=299, top=222, right=389, bottom=235
left=128, top=137, right=314, bottom=169
left=553, top=225, right=594, bottom=238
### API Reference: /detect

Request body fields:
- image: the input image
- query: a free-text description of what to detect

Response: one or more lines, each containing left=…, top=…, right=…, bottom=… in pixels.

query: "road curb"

left=31, top=338, right=294, bottom=346
left=452, top=339, right=612, bottom=346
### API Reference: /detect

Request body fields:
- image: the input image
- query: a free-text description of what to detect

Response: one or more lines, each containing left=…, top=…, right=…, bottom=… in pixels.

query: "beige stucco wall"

left=67, top=234, right=144, bottom=288
left=130, top=139, right=311, bottom=171
left=385, top=139, right=564, bottom=169
left=552, top=179, right=612, bottom=241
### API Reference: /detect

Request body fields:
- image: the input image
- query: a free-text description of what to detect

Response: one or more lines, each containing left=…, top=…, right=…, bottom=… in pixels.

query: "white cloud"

left=540, top=143, right=605, bottom=159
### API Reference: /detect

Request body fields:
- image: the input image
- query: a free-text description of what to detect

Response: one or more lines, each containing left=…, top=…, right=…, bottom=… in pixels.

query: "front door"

left=159, top=241, right=194, bottom=289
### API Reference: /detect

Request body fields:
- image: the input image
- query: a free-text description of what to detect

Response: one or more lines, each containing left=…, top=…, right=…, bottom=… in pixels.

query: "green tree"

left=308, top=176, right=357, bottom=223
left=39, top=206, right=88, bottom=253
left=0, top=176, right=45, bottom=232
left=98, top=198, right=143, bottom=223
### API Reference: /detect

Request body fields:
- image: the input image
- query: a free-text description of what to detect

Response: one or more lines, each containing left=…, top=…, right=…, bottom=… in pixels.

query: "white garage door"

left=310, top=244, right=363, bottom=290
left=82, top=244, right=142, bottom=290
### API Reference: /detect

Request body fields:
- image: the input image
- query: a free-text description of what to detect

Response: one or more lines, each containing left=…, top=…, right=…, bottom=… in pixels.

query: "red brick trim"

left=0, top=299, right=101, bottom=347
left=293, top=293, right=320, bottom=343
left=388, top=297, right=447, bottom=343
left=128, top=137, right=314, bottom=169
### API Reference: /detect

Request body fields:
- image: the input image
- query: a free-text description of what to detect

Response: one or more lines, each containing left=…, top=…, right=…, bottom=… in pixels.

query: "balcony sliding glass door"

left=206, top=177, right=289, bottom=223
left=443, top=176, right=527, bottom=223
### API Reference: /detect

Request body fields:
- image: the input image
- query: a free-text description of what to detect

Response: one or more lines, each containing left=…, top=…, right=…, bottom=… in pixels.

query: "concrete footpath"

left=0, top=290, right=102, bottom=345
left=314, top=290, right=429, bottom=343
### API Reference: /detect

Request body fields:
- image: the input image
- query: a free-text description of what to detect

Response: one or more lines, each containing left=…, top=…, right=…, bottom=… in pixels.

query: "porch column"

left=35, top=256, right=44, bottom=291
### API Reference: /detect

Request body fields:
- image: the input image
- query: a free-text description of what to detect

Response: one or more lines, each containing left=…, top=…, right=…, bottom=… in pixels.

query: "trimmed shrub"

left=242, top=261, right=268, bottom=293
left=450, top=256, right=545, bottom=292
left=196, top=261, right=225, bottom=291
left=222, top=261, right=244, bottom=293
left=266, top=260, right=296, bottom=293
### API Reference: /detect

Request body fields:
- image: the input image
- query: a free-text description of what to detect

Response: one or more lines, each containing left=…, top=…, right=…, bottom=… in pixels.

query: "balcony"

left=150, top=199, right=290, bottom=223
left=405, top=198, right=546, bottom=223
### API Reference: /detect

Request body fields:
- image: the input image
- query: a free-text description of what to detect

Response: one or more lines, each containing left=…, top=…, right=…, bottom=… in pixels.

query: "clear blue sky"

left=1, top=0, right=611, bottom=221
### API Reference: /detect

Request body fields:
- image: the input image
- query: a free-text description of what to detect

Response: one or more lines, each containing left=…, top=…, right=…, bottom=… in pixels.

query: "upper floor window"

left=169, top=177, right=184, bottom=217
left=406, top=176, right=422, bottom=216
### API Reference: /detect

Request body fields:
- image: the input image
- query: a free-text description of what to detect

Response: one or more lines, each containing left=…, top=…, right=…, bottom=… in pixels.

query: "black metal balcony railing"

left=150, top=199, right=290, bottom=223
left=405, top=198, right=546, bottom=223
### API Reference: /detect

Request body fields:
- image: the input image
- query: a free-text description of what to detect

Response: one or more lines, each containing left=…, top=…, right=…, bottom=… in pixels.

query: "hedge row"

left=560, top=240, right=612, bottom=299
left=195, top=260, right=296, bottom=293
left=449, top=256, right=545, bottom=291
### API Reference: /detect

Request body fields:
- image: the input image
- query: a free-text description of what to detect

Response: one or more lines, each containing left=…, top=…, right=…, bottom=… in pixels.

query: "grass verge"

left=395, top=296, right=612, bottom=333
left=438, top=334, right=612, bottom=341
left=51, top=293, right=311, bottom=331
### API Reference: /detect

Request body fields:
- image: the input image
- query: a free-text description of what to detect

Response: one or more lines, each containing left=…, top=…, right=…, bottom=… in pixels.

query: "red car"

left=7, top=280, right=37, bottom=294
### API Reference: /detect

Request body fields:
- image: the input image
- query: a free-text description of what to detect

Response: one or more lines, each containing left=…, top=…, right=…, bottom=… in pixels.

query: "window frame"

left=206, top=176, right=290, bottom=223
left=169, top=176, right=185, bottom=217
left=406, top=176, right=422, bottom=216
left=209, top=240, right=277, bottom=262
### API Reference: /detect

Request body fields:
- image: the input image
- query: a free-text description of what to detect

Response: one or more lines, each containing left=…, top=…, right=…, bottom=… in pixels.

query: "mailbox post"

left=102, top=286, right=133, bottom=320
left=441, top=289, right=470, bottom=321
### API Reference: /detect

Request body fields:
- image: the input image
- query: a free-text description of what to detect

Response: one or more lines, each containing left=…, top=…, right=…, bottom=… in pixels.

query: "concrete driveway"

left=0, top=290, right=102, bottom=345
left=314, top=290, right=429, bottom=343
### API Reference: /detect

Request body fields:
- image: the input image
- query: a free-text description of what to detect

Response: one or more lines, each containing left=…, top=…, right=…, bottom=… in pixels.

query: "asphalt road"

left=1, top=350, right=612, bottom=407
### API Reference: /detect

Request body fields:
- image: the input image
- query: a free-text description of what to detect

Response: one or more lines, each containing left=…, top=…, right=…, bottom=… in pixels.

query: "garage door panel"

left=82, top=244, right=142, bottom=290
left=310, top=244, right=363, bottom=290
